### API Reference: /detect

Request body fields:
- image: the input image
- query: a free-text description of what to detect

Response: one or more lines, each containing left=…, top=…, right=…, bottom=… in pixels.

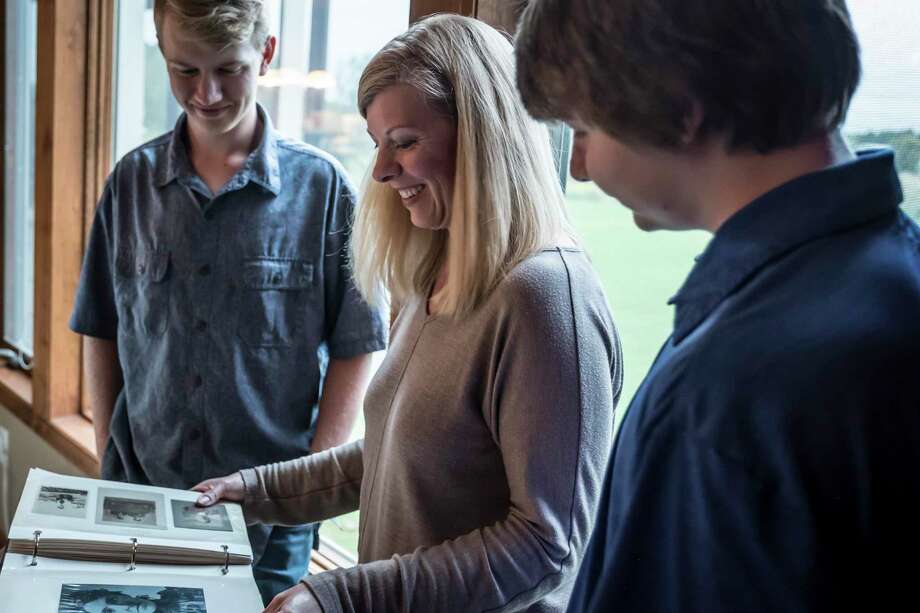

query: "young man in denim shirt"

left=70, top=0, right=387, bottom=604
left=517, top=1, right=920, bottom=611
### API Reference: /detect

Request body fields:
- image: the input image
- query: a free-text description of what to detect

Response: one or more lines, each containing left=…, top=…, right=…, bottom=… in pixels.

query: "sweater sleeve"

left=303, top=251, right=620, bottom=612
left=240, top=439, right=364, bottom=526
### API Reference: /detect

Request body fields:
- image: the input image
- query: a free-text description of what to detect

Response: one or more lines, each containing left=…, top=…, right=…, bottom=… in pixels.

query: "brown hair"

left=153, top=0, right=269, bottom=49
left=516, top=0, right=862, bottom=153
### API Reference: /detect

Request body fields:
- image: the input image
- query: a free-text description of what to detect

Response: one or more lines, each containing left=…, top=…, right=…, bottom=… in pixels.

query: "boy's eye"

left=176, top=68, right=197, bottom=77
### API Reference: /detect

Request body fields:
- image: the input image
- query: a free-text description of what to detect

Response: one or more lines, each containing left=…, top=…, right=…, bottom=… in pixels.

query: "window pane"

left=3, top=0, right=37, bottom=356
left=113, top=0, right=180, bottom=160
left=111, top=0, right=409, bottom=557
left=567, top=183, right=710, bottom=431
left=845, top=0, right=920, bottom=222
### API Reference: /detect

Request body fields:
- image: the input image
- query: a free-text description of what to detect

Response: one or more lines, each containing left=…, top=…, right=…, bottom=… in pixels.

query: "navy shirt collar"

left=155, top=103, right=282, bottom=196
left=669, top=149, right=903, bottom=344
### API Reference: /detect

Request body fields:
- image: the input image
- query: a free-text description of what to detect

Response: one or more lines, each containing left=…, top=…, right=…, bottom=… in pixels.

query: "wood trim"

left=80, top=0, right=115, bottom=420
left=0, top=0, right=6, bottom=337
left=32, top=0, right=89, bottom=422
left=475, top=0, right=528, bottom=35
left=410, top=0, right=477, bottom=23
left=0, top=372, right=98, bottom=475
left=84, top=0, right=114, bottom=234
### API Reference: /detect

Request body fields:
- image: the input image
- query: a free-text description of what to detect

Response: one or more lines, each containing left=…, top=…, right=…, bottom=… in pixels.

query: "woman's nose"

left=372, top=149, right=400, bottom=183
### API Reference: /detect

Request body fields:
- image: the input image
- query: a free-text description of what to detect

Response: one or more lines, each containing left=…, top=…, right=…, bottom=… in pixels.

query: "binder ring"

left=128, top=537, right=138, bottom=571
left=221, top=545, right=230, bottom=575
left=28, top=530, right=41, bottom=567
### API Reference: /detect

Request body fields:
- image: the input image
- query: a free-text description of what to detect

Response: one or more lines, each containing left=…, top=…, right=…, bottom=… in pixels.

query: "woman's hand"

left=263, top=583, right=322, bottom=613
left=191, top=472, right=246, bottom=507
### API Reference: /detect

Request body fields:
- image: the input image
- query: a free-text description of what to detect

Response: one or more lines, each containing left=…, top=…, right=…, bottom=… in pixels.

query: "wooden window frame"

left=0, top=0, right=113, bottom=476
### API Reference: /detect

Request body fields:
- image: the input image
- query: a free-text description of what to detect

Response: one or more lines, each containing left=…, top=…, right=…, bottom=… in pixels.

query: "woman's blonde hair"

left=352, top=14, right=572, bottom=318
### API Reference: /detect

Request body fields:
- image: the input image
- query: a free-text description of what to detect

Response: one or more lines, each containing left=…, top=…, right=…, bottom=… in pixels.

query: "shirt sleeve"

left=69, top=178, right=119, bottom=340
left=241, top=439, right=364, bottom=526
left=321, top=171, right=388, bottom=359
left=303, top=255, right=620, bottom=613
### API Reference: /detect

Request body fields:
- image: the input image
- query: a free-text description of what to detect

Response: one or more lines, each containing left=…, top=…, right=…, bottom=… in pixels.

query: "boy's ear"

left=680, top=99, right=704, bottom=146
left=259, top=35, right=277, bottom=75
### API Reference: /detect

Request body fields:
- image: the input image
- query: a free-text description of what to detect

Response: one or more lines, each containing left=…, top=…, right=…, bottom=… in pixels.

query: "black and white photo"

left=33, top=486, right=88, bottom=519
left=57, top=583, right=207, bottom=613
left=96, top=488, right=167, bottom=530
left=170, top=500, right=233, bottom=532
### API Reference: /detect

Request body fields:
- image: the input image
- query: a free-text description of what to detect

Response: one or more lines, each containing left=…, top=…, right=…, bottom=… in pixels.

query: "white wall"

left=0, top=404, right=86, bottom=536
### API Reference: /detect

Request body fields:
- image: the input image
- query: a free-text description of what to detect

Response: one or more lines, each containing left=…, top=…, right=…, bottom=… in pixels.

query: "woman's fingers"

left=195, top=485, right=221, bottom=507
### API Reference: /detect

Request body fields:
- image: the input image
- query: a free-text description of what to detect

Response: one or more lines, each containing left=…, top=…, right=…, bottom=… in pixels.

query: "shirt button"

left=192, top=374, right=203, bottom=388
left=189, top=428, right=201, bottom=441
left=195, top=319, right=208, bottom=332
left=198, top=264, right=211, bottom=276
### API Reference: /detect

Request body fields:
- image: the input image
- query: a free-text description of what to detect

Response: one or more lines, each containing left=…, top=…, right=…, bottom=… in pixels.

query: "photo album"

left=0, top=468, right=264, bottom=611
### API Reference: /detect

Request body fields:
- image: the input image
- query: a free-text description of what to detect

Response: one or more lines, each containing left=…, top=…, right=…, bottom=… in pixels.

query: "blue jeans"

left=248, top=523, right=315, bottom=606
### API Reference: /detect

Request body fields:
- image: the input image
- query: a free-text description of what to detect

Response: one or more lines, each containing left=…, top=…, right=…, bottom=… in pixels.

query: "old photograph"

left=96, top=488, right=167, bottom=530
left=57, top=583, right=207, bottom=613
left=33, top=486, right=89, bottom=519
left=170, top=500, right=233, bottom=532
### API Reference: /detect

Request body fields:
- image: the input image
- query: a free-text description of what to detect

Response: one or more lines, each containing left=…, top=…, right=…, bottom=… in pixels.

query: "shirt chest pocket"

left=115, top=248, right=172, bottom=337
left=237, top=257, right=314, bottom=347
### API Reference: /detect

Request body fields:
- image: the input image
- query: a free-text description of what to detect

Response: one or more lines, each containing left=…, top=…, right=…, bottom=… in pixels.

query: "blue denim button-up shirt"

left=568, top=149, right=920, bottom=612
left=71, top=107, right=387, bottom=489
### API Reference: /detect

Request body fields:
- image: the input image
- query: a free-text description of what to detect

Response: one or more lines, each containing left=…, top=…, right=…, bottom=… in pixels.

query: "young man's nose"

left=569, top=141, right=590, bottom=182
left=195, top=74, right=222, bottom=105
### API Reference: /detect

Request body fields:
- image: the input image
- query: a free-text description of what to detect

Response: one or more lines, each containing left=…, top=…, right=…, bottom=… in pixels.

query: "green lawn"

left=565, top=181, right=711, bottom=429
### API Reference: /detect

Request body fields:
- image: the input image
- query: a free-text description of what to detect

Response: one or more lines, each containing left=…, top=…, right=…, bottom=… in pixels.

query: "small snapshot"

left=33, top=486, right=89, bottom=519
left=170, top=499, right=233, bottom=532
left=57, top=583, right=207, bottom=613
left=96, top=488, right=167, bottom=530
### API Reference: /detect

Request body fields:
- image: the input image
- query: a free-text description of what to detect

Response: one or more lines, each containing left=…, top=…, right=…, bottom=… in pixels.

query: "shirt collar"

left=154, top=103, right=282, bottom=196
left=669, top=148, right=903, bottom=344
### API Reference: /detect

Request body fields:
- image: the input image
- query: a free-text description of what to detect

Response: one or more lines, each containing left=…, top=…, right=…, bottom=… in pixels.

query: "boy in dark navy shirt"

left=516, top=1, right=920, bottom=611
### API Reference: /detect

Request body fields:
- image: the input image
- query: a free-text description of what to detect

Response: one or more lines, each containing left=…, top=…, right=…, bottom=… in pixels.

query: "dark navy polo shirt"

left=568, top=150, right=920, bottom=612
left=70, top=106, right=388, bottom=489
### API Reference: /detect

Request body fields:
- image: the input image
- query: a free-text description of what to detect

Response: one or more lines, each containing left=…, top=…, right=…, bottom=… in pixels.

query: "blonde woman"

left=194, top=14, right=622, bottom=613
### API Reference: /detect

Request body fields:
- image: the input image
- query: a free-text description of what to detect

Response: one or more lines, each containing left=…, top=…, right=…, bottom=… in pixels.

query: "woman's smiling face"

left=365, top=84, right=457, bottom=230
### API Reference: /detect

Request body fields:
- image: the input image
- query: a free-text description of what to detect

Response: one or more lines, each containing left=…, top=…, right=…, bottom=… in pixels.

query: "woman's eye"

left=395, top=140, right=417, bottom=150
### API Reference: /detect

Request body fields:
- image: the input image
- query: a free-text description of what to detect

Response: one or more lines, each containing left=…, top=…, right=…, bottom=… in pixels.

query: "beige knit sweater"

left=240, top=248, right=622, bottom=612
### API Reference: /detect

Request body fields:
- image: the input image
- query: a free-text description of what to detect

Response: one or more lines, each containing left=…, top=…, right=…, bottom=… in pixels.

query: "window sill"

left=310, top=538, right=356, bottom=573
left=0, top=367, right=99, bottom=476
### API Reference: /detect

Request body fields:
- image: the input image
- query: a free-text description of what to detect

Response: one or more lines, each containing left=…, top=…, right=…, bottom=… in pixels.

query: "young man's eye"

left=221, top=65, right=243, bottom=75
left=176, top=68, right=197, bottom=77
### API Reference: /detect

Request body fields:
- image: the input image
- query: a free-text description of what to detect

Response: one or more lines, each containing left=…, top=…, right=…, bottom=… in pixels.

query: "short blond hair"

left=153, top=0, right=270, bottom=49
left=351, top=14, right=572, bottom=318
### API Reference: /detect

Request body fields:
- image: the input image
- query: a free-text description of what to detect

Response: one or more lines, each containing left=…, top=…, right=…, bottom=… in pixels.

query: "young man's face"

left=159, top=12, right=274, bottom=139
left=569, top=120, right=694, bottom=232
